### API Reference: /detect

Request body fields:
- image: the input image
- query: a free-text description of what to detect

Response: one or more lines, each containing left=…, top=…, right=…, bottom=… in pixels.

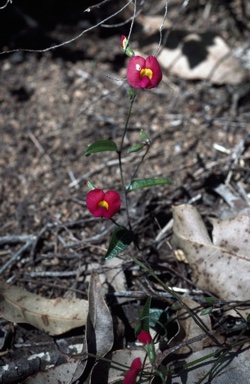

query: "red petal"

left=145, top=56, right=162, bottom=88
left=127, top=56, right=146, bottom=88
left=122, top=358, right=142, bottom=384
left=137, top=330, right=152, bottom=344
left=130, top=357, right=142, bottom=371
left=103, top=190, right=121, bottom=218
left=86, top=189, right=105, bottom=217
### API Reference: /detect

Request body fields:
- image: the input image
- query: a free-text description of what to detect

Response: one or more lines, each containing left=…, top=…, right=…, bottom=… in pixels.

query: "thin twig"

left=0, top=238, right=36, bottom=275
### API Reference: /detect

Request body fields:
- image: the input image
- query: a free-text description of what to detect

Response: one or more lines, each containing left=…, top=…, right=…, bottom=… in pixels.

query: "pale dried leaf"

left=136, top=14, right=172, bottom=35
left=105, top=257, right=127, bottom=303
left=177, top=296, right=211, bottom=353
left=172, top=205, right=250, bottom=316
left=71, top=272, right=114, bottom=383
left=0, top=280, right=88, bottom=335
left=142, top=32, right=248, bottom=84
left=24, top=360, right=79, bottom=384
left=171, top=343, right=250, bottom=384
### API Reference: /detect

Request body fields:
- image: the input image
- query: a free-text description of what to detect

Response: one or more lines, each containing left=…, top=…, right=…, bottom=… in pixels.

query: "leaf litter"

left=0, top=1, right=250, bottom=383
left=172, top=204, right=250, bottom=317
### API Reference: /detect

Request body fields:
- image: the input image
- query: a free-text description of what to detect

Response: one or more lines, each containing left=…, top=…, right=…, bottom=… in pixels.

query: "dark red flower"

left=122, top=357, right=142, bottom=384
left=86, top=189, right=120, bottom=219
left=127, top=55, right=162, bottom=89
left=137, top=330, right=152, bottom=345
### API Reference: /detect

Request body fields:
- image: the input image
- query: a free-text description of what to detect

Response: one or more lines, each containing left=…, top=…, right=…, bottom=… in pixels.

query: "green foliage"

left=127, top=143, right=145, bottom=153
left=126, top=177, right=172, bottom=191
left=85, top=140, right=118, bottom=156
left=135, top=297, right=152, bottom=335
left=105, top=227, right=134, bottom=260
left=200, top=307, right=213, bottom=316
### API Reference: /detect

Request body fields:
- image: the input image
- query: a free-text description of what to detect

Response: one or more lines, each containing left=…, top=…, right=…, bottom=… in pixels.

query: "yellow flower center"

left=140, top=68, right=153, bottom=80
left=98, top=200, right=109, bottom=210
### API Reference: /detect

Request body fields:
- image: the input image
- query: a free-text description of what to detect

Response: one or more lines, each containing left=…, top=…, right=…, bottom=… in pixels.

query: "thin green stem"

left=118, top=91, right=136, bottom=230
left=130, top=142, right=150, bottom=183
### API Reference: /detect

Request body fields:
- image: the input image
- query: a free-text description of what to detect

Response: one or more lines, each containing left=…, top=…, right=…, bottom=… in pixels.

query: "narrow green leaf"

left=205, top=297, right=217, bottom=304
left=126, top=177, right=172, bottom=192
left=140, top=129, right=149, bottom=142
left=105, top=228, right=134, bottom=260
left=85, top=180, right=96, bottom=191
left=127, top=143, right=144, bottom=153
left=136, top=297, right=152, bottom=333
left=200, top=307, right=213, bottom=316
left=85, top=140, right=118, bottom=156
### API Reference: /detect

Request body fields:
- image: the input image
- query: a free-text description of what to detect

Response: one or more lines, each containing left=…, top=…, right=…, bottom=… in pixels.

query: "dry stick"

left=0, top=235, right=36, bottom=246
left=0, top=0, right=133, bottom=55
left=84, top=0, right=113, bottom=12
left=0, top=237, right=36, bottom=275
left=0, top=0, right=11, bottom=10
left=156, top=330, right=217, bottom=367
left=69, top=157, right=137, bottom=189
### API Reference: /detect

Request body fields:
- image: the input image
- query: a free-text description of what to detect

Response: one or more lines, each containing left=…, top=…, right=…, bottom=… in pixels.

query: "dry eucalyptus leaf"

left=172, top=205, right=250, bottom=316
left=105, top=257, right=127, bottom=303
left=171, top=343, right=250, bottom=384
left=176, top=296, right=211, bottom=354
left=71, top=272, right=114, bottom=383
left=142, top=32, right=248, bottom=84
left=24, top=360, right=79, bottom=384
left=0, top=280, right=88, bottom=335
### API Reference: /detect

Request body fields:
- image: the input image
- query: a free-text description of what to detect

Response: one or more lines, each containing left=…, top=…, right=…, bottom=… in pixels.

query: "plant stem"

left=118, top=91, right=136, bottom=231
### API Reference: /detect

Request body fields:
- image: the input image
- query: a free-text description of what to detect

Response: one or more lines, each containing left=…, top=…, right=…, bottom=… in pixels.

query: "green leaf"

left=136, top=297, right=152, bottom=334
left=200, top=307, right=213, bottom=316
left=105, top=228, right=134, bottom=260
left=148, top=308, right=164, bottom=327
left=140, top=129, right=149, bottom=142
left=86, top=180, right=96, bottom=191
left=126, top=177, right=173, bottom=192
left=127, top=143, right=144, bottom=153
left=205, top=297, right=217, bottom=304
left=85, top=140, right=118, bottom=156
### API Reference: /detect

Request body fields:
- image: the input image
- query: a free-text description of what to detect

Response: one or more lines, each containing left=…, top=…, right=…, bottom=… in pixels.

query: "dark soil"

left=0, top=1, right=250, bottom=383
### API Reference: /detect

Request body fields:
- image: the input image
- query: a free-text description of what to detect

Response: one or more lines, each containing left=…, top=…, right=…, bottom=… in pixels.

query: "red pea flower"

left=127, top=55, right=162, bottom=89
left=86, top=189, right=120, bottom=219
left=137, top=330, right=152, bottom=345
left=122, top=357, right=142, bottom=384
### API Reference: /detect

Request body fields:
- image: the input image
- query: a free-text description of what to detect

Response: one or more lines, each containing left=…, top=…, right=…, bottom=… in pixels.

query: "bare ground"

left=0, top=1, right=250, bottom=382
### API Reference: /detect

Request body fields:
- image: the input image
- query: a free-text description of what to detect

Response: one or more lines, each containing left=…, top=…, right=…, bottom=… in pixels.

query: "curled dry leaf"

left=176, top=296, right=211, bottom=354
left=141, top=32, right=248, bottom=85
left=170, top=343, right=250, bottom=384
left=71, top=272, right=114, bottom=383
left=172, top=205, right=250, bottom=316
left=0, top=280, right=88, bottom=335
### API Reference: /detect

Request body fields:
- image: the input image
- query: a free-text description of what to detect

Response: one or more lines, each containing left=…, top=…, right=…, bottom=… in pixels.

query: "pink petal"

left=86, top=189, right=105, bottom=217
left=127, top=56, right=146, bottom=88
left=145, top=56, right=162, bottom=88
left=137, top=330, right=152, bottom=345
left=122, top=358, right=142, bottom=384
left=103, top=190, right=121, bottom=218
